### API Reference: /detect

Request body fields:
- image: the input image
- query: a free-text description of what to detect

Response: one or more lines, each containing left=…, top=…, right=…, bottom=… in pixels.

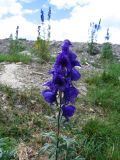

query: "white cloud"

left=0, top=0, right=120, bottom=44
left=49, top=0, right=120, bottom=44
left=0, top=0, right=39, bottom=40
left=0, top=0, right=38, bottom=18
left=0, top=15, right=38, bottom=40
left=49, top=0, right=89, bottom=9
left=23, top=9, right=39, bottom=14
left=19, top=0, right=36, bottom=3
left=0, top=0, right=22, bottom=18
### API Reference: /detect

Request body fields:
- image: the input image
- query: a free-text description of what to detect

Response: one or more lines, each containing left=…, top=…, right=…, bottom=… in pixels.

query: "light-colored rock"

left=19, top=50, right=31, bottom=56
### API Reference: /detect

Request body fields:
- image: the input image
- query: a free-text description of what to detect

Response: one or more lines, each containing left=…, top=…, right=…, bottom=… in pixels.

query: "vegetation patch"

left=0, top=53, right=31, bottom=63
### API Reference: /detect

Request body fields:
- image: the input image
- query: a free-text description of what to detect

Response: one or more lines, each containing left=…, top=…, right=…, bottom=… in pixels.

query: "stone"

left=19, top=50, right=31, bottom=56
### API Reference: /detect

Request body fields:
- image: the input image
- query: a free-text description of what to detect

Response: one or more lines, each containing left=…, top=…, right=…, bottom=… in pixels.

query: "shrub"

left=33, top=37, right=50, bottom=63
left=101, top=42, right=113, bottom=60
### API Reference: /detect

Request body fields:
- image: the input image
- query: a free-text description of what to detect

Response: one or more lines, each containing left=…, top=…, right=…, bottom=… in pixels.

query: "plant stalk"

left=55, top=92, right=62, bottom=160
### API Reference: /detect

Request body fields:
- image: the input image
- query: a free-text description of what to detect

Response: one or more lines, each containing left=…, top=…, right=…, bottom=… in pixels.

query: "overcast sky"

left=0, top=0, right=120, bottom=44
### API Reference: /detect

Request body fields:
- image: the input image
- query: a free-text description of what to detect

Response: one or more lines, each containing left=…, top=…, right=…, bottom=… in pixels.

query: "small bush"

left=9, top=39, right=26, bottom=55
left=87, top=42, right=100, bottom=55
left=101, top=42, right=113, bottom=59
left=33, top=37, right=50, bottom=63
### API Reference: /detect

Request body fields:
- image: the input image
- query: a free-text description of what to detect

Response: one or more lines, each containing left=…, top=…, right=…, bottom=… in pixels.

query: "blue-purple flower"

left=41, top=9, right=44, bottom=23
left=61, top=39, right=73, bottom=52
left=62, top=105, right=76, bottom=121
left=64, top=86, right=79, bottom=104
left=54, top=53, right=72, bottom=72
left=53, top=74, right=66, bottom=91
left=42, top=39, right=81, bottom=120
left=71, top=69, right=81, bottom=81
left=42, top=89, right=56, bottom=104
left=48, top=7, right=51, bottom=21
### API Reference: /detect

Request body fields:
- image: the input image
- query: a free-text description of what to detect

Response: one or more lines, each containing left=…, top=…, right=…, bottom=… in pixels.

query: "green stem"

left=55, top=92, right=62, bottom=160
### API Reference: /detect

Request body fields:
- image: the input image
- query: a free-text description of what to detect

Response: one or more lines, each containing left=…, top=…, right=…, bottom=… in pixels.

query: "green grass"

left=0, top=85, right=50, bottom=138
left=0, top=60, right=120, bottom=159
left=0, top=84, right=51, bottom=158
left=80, top=117, right=120, bottom=160
left=0, top=137, right=17, bottom=159
left=72, top=61, right=120, bottom=159
left=0, top=53, right=31, bottom=63
left=86, top=63, right=120, bottom=111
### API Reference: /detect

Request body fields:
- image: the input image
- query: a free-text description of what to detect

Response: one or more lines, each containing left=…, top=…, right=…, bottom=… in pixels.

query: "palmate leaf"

left=41, top=131, right=57, bottom=143
left=39, top=131, right=57, bottom=158
left=39, top=143, right=56, bottom=155
left=72, top=156, right=85, bottom=160
left=58, top=135, right=81, bottom=160
left=48, top=147, right=56, bottom=160
left=60, top=135, right=76, bottom=149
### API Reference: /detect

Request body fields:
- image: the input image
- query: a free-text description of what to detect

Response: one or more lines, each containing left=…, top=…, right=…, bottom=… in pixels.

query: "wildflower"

left=41, top=9, right=44, bottom=23
left=38, top=25, right=41, bottom=37
left=62, top=105, right=76, bottom=121
left=42, top=39, right=81, bottom=160
left=42, top=39, right=81, bottom=120
left=53, top=74, right=66, bottom=91
left=54, top=53, right=72, bottom=72
left=48, top=7, right=51, bottom=21
left=71, top=69, right=81, bottom=81
left=105, top=28, right=110, bottom=41
left=97, top=18, right=101, bottom=30
left=42, top=89, right=56, bottom=104
left=62, top=39, right=72, bottom=47
left=16, top=26, right=19, bottom=39
left=63, top=86, right=79, bottom=104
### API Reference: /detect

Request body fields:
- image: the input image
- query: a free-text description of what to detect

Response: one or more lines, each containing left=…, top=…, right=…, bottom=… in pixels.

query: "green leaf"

left=41, top=131, right=57, bottom=143
left=73, top=156, right=85, bottom=160
left=39, top=143, right=56, bottom=156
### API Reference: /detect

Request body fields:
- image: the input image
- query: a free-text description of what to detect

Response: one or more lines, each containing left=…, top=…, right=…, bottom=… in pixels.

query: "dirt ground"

left=0, top=62, right=94, bottom=96
left=0, top=62, right=51, bottom=90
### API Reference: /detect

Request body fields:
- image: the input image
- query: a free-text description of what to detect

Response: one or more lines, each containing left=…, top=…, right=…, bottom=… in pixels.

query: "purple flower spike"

left=42, top=39, right=81, bottom=120
left=41, top=9, right=44, bottom=23
left=42, top=89, right=56, bottom=104
left=62, top=105, right=76, bottom=120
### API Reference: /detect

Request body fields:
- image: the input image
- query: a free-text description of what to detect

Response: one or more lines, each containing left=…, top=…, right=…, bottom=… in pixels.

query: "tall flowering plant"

left=9, top=26, right=26, bottom=54
left=88, top=18, right=101, bottom=55
left=101, top=28, right=113, bottom=59
left=41, top=39, right=81, bottom=160
left=35, top=7, right=51, bottom=62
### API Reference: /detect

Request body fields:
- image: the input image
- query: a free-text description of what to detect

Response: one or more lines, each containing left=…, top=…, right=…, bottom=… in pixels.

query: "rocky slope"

left=0, top=38, right=120, bottom=59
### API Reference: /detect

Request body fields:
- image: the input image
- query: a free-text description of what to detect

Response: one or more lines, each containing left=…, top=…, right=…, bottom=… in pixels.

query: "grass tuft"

left=0, top=53, right=31, bottom=63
